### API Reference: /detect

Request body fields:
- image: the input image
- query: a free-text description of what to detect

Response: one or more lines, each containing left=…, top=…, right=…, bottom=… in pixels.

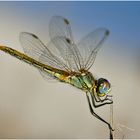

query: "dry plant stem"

left=110, top=103, right=114, bottom=139
left=110, top=128, right=113, bottom=139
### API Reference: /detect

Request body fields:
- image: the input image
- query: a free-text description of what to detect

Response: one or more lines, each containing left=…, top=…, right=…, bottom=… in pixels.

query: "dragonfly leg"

left=92, top=92, right=101, bottom=102
left=91, top=93, right=113, bottom=108
left=92, top=92, right=113, bottom=104
left=86, top=93, right=113, bottom=131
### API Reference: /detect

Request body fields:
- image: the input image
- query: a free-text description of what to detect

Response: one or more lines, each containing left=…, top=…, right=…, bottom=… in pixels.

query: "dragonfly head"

left=96, top=78, right=111, bottom=98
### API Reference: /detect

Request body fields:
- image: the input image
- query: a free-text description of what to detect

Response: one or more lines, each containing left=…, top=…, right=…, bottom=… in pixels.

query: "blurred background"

left=0, top=1, right=139, bottom=139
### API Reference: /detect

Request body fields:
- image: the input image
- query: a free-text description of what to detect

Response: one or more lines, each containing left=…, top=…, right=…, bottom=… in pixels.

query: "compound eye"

left=97, top=78, right=111, bottom=97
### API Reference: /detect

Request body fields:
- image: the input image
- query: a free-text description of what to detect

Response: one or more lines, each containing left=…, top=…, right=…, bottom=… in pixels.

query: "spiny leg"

left=86, top=92, right=113, bottom=131
left=86, top=93, right=114, bottom=139
left=92, top=92, right=113, bottom=104
left=91, top=93, right=113, bottom=108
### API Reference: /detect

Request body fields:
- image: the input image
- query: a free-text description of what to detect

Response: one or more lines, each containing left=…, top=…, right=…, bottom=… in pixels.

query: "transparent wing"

left=49, top=16, right=83, bottom=71
left=20, top=32, right=45, bottom=60
left=19, top=32, right=72, bottom=80
left=49, top=16, right=74, bottom=42
left=40, top=36, right=83, bottom=72
left=77, top=28, right=109, bottom=70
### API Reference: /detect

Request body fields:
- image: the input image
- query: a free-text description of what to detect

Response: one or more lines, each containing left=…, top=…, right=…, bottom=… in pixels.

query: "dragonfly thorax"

left=69, top=72, right=111, bottom=99
left=69, top=72, right=95, bottom=92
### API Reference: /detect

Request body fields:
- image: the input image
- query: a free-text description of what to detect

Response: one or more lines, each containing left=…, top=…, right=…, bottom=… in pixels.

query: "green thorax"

left=69, top=72, right=95, bottom=92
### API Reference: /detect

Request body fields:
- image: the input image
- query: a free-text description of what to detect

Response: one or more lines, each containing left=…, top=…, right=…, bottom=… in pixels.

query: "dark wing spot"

left=66, top=38, right=71, bottom=44
left=105, top=30, right=110, bottom=36
left=64, top=18, right=69, bottom=25
left=31, top=34, right=39, bottom=39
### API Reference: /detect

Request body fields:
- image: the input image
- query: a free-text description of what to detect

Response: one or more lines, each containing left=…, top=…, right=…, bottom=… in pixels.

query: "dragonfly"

left=0, top=16, right=113, bottom=138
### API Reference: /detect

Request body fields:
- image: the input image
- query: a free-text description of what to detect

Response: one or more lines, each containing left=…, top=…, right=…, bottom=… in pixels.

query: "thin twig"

left=110, top=102, right=114, bottom=139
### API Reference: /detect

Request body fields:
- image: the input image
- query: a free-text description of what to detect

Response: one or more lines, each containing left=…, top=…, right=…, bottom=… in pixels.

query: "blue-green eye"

left=99, top=84, right=109, bottom=94
left=97, top=78, right=111, bottom=97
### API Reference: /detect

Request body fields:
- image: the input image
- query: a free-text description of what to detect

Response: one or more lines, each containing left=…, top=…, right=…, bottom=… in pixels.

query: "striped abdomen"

left=0, top=46, right=70, bottom=82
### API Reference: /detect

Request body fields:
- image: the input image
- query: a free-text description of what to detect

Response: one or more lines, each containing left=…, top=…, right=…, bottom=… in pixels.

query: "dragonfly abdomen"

left=0, top=46, right=70, bottom=81
left=0, top=46, right=49, bottom=69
